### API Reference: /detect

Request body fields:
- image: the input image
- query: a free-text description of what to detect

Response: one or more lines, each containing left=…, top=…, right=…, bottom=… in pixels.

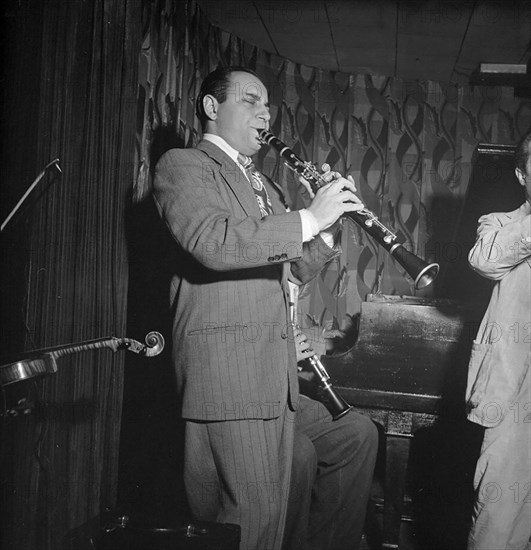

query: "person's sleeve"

left=152, top=149, right=306, bottom=271
left=289, top=234, right=341, bottom=285
left=468, top=212, right=531, bottom=280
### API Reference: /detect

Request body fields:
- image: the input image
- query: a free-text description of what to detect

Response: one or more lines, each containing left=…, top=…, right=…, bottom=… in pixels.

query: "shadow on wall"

left=118, top=128, right=190, bottom=524
left=431, top=148, right=524, bottom=304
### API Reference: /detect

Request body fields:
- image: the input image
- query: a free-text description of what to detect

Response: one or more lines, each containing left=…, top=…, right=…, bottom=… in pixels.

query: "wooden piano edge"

left=336, top=386, right=445, bottom=416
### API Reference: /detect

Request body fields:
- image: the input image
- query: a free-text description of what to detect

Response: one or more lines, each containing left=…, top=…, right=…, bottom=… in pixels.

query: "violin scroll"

left=124, top=331, right=165, bottom=357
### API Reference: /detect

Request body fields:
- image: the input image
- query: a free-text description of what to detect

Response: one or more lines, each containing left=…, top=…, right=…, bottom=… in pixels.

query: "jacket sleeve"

left=153, top=148, right=306, bottom=272
left=289, top=235, right=341, bottom=285
left=468, top=211, right=531, bottom=280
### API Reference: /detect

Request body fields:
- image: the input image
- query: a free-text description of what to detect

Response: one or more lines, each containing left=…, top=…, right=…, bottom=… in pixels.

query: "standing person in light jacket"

left=466, top=131, right=531, bottom=550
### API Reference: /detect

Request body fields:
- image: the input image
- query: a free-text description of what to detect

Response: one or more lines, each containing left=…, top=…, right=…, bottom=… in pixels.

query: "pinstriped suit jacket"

left=153, top=140, right=339, bottom=421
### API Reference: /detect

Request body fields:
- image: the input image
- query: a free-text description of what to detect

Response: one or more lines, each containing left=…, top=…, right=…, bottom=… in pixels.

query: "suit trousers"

left=283, top=396, right=378, bottom=550
left=183, top=396, right=377, bottom=550
left=468, top=368, right=531, bottom=550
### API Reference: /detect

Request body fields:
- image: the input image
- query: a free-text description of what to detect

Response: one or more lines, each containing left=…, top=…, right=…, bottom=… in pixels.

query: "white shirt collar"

left=203, top=133, right=241, bottom=164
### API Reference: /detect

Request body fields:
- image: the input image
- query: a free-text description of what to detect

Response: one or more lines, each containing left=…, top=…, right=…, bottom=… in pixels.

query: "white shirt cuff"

left=299, top=209, right=320, bottom=242
left=319, top=227, right=336, bottom=248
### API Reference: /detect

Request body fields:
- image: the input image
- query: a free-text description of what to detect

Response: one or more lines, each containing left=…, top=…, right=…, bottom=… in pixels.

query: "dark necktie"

left=238, top=153, right=273, bottom=217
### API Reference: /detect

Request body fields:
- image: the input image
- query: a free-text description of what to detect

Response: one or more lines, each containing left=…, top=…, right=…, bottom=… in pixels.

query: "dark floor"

left=360, top=522, right=422, bottom=550
left=360, top=485, right=472, bottom=550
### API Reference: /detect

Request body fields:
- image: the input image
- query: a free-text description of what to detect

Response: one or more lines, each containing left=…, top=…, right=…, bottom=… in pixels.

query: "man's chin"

left=244, top=143, right=262, bottom=157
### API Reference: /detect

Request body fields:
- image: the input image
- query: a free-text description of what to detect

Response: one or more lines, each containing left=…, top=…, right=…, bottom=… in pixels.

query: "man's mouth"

left=251, top=129, right=262, bottom=144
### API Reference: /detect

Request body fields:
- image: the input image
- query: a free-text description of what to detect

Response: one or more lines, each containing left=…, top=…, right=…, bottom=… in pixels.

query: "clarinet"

left=293, top=322, right=352, bottom=420
left=258, top=130, right=439, bottom=290
left=303, top=353, right=353, bottom=420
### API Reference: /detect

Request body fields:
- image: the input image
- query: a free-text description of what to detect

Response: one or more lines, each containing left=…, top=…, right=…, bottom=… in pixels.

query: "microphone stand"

left=1, top=159, right=62, bottom=232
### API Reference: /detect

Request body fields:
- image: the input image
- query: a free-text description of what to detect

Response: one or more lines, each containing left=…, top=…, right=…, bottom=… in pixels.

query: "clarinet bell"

left=390, top=245, right=440, bottom=290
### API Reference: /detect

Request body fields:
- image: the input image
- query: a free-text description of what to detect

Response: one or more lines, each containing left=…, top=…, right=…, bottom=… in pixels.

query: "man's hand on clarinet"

left=304, top=169, right=364, bottom=233
left=294, top=328, right=314, bottom=364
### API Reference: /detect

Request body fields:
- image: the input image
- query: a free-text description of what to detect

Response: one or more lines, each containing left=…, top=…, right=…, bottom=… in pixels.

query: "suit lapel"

left=197, top=140, right=262, bottom=217
left=196, top=141, right=291, bottom=281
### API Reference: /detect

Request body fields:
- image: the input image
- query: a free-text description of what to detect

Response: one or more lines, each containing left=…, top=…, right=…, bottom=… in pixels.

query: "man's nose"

left=258, top=107, right=271, bottom=122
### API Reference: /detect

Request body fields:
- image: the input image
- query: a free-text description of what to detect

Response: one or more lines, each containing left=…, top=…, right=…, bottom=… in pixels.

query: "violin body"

left=0, top=354, right=59, bottom=386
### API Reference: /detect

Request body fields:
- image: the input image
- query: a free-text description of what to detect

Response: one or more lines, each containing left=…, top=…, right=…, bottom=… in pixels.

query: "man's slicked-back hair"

left=195, top=66, right=261, bottom=128
left=515, top=131, right=531, bottom=174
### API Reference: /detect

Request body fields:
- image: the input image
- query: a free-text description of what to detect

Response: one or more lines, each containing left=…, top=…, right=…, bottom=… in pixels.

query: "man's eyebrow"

left=243, top=91, right=269, bottom=106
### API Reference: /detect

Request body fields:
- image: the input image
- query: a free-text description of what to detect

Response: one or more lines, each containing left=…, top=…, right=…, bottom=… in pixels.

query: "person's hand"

left=298, top=163, right=335, bottom=199
left=305, top=171, right=364, bottom=233
left=298, top=174, right=316, bottom=199
left=294, top=328, right=314, bottom=363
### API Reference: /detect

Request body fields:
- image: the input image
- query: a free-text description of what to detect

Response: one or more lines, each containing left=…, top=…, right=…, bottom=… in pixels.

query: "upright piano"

left=318, top=294, right=485, bottom=550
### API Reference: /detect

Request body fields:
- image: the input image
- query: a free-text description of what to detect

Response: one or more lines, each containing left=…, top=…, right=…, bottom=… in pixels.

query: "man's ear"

left=515, top=167, right=526, bottom=187
left=203, top=94, right=218, bottom=121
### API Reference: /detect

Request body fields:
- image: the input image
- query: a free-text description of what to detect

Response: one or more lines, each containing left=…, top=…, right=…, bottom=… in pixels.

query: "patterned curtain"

left=134, top=0, right=531, bottom=350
